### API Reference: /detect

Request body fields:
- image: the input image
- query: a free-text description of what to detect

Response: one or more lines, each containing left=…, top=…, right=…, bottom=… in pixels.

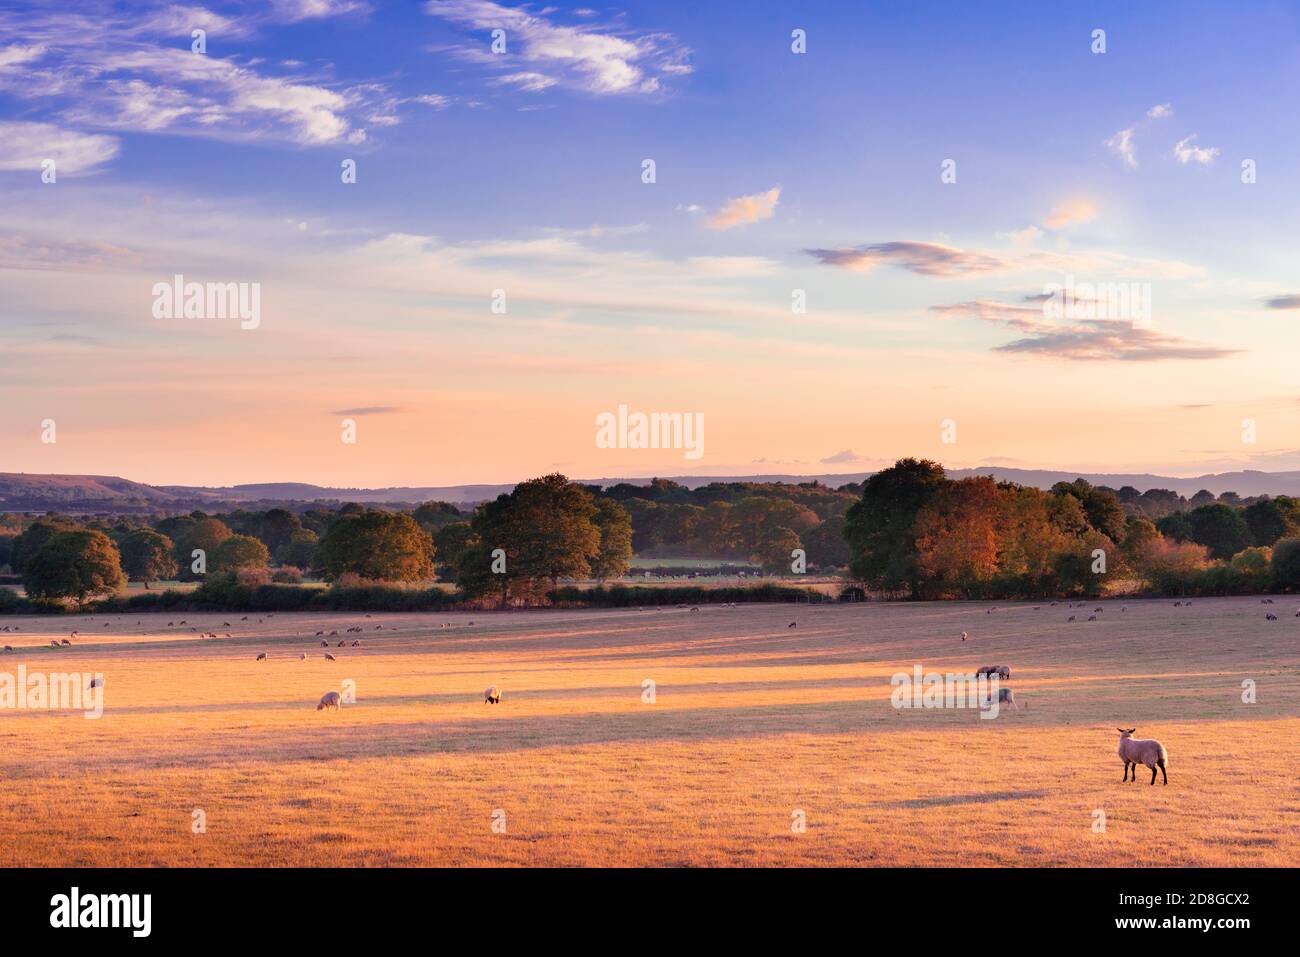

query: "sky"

left=1, top=0, right=1298, bottom=487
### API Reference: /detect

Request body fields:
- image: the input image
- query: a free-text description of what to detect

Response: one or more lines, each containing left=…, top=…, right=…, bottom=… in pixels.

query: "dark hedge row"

left=547, top=583, right=822, bottom=607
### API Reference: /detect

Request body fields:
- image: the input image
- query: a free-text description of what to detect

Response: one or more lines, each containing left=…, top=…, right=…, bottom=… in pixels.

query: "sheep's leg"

left=1122, top=762, right=1129, bottom=782
left=1158, top=759, right=1167, bottom=785
left=1149, top=764, right=1157, bottom=785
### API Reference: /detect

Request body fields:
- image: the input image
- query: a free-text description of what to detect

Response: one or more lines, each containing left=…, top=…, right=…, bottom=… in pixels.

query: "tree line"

left=4, top=461, right=1300, bottom=607
left=843, top=459, right=1300, bottom=599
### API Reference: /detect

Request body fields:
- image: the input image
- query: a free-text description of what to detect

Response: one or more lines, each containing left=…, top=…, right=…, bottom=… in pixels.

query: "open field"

left=1, top=598, right=1297, bottom=866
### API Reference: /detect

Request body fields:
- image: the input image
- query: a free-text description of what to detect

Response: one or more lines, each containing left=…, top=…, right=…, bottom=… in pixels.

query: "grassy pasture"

left=0, top=597, right=1296, bottom=866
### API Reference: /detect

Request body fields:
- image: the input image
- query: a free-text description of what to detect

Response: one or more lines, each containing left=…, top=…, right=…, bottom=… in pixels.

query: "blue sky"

left=1, top=1, right=1298, bottom=485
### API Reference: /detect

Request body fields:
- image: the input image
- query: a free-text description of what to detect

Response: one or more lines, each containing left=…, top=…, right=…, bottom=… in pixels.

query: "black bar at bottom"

left=0, top=867, right=1288, bottom=943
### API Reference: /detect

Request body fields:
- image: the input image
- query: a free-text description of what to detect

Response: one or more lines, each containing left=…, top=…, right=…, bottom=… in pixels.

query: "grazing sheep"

left=484, top=686, right=501, bottom=704
left=984, top=687, right=1018, bottom=710
left=1117, top=728, right=1168, bottom=785
left=1266, top=613, right=1278, bottom=621
left=351, top=640, right=360, bottom=647
left=50, top=640, right=60, bottom=648
left=320, top=640, right=329, bottom=647
left=299, top=653, right=307, bottom=660
left=324, top=653, right=336, bottom=661
left=317, top=691, right=341, bottom=711
left=1067, top=615, right=1075, bottom=622
left=788, top=622, right=797, bottom=629
left=960, top=631, right=969, bottom=642
left=995, top=665, right=1010, bottom=680
left=1088, top=614, right=1097, bottom=621
left=975, top=665, right=996, bottom=677
left=256, top=653, right=266, bottom=661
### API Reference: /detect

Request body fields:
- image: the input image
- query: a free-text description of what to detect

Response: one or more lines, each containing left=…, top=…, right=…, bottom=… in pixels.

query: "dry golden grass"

left=0, top=597, right=1297, bottom=866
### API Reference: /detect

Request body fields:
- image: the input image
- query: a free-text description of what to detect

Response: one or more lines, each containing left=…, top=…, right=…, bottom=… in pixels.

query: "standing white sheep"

left=1117, top=728, right=1168, bottom=785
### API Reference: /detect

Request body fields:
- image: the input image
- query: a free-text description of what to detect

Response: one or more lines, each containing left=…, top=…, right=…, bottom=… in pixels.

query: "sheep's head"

left=1117, top=728, right=1135, bottom=737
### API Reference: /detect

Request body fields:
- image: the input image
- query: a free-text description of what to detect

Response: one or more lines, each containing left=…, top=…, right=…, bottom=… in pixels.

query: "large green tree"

left=211, top=534, right=271, bottom=573
left=753, top=526, right=802, bottom=574
left=316, top=510, right=435, bottom=582
left=843, top=458, right=946, bottom=594
left=118, top=528, right=177, bottom=587
left=256, top=508, right=303, bottom=555
left=590, top=498, right=633, bottom=580
left=1186, top=503, right=1252, bottom=560
left=1271, top=537, right=1300, bottom=591
left=802, top=515, right=851, bottom=569
left=1243, top=497, right=1300, bottom=547
left=455, top=474, right=603, bottom=602
left=23, top=530, right=125, bottom=604
left=433, top=522, right=476, bottom=581
left=10, top=516, right=82, bottom=574
left=275, top=527, right=320, bottom=570
left=174, top=517, right=234, bottom=579
left=504, top=474, right=600, bottom=588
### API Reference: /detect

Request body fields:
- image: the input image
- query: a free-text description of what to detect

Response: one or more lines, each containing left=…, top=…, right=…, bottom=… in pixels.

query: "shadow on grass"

left=878, top=789, right=1052, bottom=809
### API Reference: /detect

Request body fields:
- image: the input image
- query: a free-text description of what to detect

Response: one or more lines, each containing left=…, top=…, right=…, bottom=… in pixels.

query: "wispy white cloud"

left=272, top=0, right=370, bottom=22
left=1172, top=134, right=1219, bottom=165
left=423, top=0, right=691, bottom=96
left=0, top=120, right=120, bottom=174
left=0, top=2, right=385, bottom=146
left=490, top=71, right=558, bottom=91
left=1105, top=103, right=1174, bottom=168
left=0, top=41, right=45, bottom=67
left=1105, top=126, right=1137, bottom=168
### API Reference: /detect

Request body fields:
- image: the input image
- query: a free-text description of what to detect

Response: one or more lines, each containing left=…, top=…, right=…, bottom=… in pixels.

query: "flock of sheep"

left=15, top=594, right=1262, bottom=787
left=961, top=606, right=1181, bottom=781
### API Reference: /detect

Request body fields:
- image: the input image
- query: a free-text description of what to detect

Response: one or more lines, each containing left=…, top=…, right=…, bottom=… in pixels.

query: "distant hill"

left=6, top=466, right=1300, bottom=513
left=0, top=473, right=181, bottom=511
